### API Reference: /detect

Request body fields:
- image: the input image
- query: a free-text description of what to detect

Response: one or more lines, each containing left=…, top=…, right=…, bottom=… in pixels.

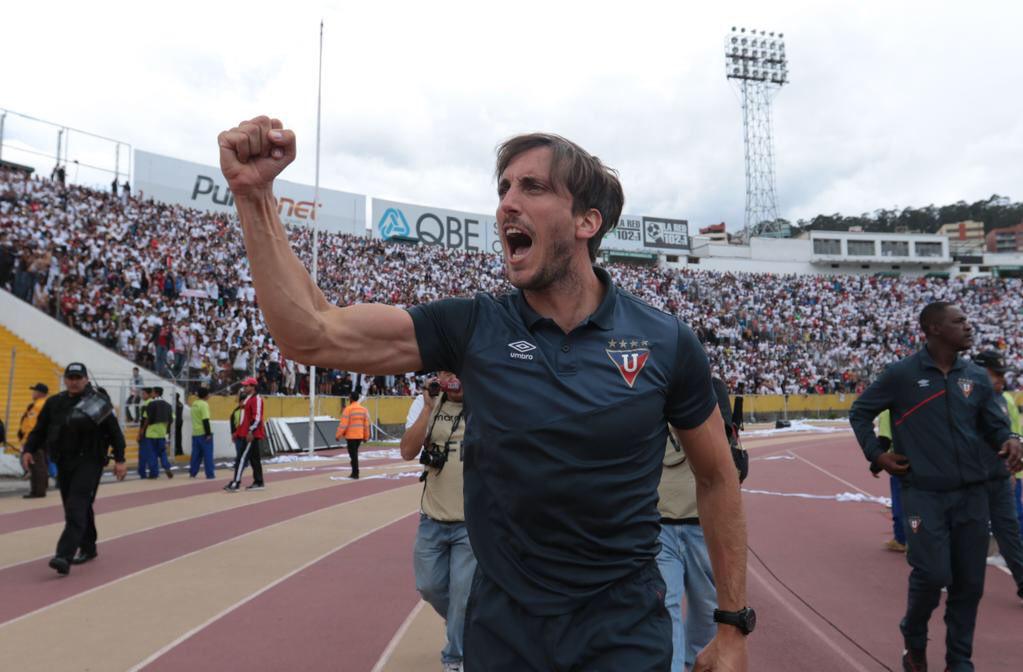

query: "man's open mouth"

left=505, top=226, right=533, bottom=263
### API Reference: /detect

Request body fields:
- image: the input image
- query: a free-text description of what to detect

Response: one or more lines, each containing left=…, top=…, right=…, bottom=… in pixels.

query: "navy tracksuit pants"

left=900, top=484, right=988, bottom=672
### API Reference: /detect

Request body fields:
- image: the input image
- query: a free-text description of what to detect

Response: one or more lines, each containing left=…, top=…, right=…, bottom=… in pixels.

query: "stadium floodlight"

left=725, top=26, right=790, bottom=237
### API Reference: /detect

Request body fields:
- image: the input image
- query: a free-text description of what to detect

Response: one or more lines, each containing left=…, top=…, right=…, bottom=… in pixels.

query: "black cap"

left=973, top=350, right=1009, bottom=374
left=29, top=383, right=49, bottom=394
left=64, top=362, right=88, bottom=378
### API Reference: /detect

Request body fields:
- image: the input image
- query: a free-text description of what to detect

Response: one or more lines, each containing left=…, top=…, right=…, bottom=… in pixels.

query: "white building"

left=657, top=231, right=957, bottom=277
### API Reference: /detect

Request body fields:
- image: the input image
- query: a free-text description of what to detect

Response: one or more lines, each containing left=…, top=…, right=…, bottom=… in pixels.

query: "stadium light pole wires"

left=308, top=19, right=324, bottom=455
left=724, top=27, right=789, bottom=239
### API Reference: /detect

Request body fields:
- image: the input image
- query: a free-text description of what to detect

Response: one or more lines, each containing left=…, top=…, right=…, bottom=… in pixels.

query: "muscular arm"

left=672, top=408, right=747, bottom=615
left=220, top=116, right=423, bottom=375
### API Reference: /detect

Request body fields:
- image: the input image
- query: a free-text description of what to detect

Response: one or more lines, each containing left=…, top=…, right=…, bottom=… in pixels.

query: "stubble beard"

left=507, top=234, right=576, bottom=293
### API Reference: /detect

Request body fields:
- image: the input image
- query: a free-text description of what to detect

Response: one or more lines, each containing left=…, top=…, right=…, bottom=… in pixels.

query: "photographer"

left=21, top=363, right=127, bottom=576
left=401, top=371, right=476, bottom=672
left=657, top=376, right=750, bottom=672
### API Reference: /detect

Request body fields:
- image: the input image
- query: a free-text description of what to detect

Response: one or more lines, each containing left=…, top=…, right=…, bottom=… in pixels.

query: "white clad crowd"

left=1, top=168, right=1020, bottom=396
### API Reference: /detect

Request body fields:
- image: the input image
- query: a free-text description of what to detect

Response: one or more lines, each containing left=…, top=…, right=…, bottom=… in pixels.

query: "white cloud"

left=3, top=0, right=1021, bottom=230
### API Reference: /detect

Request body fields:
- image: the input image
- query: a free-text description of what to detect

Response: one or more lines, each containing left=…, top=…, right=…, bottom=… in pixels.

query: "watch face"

left=744, top=608, right=757, bottom=633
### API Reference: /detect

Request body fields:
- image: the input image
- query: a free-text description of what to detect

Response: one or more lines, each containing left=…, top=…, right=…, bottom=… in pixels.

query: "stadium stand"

left=2, top=166, right=1021, bottom=400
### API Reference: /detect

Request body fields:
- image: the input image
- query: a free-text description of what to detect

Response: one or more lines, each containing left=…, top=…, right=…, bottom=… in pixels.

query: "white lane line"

left=0, top=463, right=415, bottom=572
left=747, top=563, right=876, bottom=672
left=786, top=451, right=879, bottom=498
left=0, top=486, right=416, bottom=631
left=130, top=509, right=418, bottom=671
left=370, top=600, right=428, bottom=672
left=789, top=450, right=1015, bottom=582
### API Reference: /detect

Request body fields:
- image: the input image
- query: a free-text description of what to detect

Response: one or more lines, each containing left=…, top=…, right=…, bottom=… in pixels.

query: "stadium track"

left=0, top=434, right=1018, bottom=671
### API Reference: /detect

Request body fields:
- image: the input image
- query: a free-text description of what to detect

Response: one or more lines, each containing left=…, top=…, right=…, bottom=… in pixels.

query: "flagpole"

left=308, top=18, right=324, bottom=455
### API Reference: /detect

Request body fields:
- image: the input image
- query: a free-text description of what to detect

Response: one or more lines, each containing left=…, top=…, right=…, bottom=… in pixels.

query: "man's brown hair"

left=496, top=133, right=624, bottom=262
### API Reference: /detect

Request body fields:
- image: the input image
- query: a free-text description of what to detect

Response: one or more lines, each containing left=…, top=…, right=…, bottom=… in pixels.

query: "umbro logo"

left=508, top=340, right=536, bottom=360
left=917, top=379, right=930, bottom=388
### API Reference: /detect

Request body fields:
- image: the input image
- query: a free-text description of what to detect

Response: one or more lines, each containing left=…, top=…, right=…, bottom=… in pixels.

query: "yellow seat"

left=0, top=326, right=139, bottom=461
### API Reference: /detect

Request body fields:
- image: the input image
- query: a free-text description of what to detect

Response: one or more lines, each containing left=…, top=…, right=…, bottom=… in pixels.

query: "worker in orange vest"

left=336, top=391, right=370, bottom=479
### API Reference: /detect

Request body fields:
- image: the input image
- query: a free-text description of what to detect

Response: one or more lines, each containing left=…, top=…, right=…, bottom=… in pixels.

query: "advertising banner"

left=372, top=198, right=502, bottom=254
left=133, top=149, right=365, bottom=235
left=604, top=214, right=691, bottom=254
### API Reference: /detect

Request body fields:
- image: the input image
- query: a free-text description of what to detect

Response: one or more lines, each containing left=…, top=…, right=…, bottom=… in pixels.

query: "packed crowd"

left=2, top=167, right=1021, bottom=396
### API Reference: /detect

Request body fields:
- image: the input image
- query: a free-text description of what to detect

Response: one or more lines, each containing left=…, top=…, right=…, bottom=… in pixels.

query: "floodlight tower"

left=725, top=27, right=789, bottom=237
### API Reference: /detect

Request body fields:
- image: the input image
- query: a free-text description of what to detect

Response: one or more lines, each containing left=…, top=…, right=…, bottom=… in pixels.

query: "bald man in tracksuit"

left=850, top=302, right=1022, bottom=672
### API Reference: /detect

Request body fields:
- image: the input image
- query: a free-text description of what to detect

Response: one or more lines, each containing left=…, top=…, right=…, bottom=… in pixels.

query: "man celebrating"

left=21, top=363, right=127, bottom=574
left=850, top=304, right=1023, bottom=672
left=218, top=117, right=749, bottom=670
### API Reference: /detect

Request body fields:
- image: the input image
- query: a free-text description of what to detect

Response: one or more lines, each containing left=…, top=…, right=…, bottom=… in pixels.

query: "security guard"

left=19, top=382, right=50, bottom=498
left=21, top=363, right=127, bottom=575
left=336, top=390, right=370, bottom=479
left=972, top=349, right=1023, bottom=600
left=400, top=371, right=477, bottom=672
left=850, top=303, right=1023, bottom=672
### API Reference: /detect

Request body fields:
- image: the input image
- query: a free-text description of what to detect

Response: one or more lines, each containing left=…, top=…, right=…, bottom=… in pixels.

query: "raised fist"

left=217, top=116, right=296, bottom=198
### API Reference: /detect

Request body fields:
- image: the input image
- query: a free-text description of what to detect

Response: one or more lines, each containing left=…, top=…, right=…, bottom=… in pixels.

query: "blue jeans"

left=146, top=438, right=171, bottom=476
left=413, top=515, right=477, bottom=665
left=155, top=346, right=168, bottom=376
left=891, top=476, right=906, bottom=544
left=189, top=435, right=215, bottom=478
left=656, top=524, right=718, bottom=671
left=138, top=438, right=154, bottom=478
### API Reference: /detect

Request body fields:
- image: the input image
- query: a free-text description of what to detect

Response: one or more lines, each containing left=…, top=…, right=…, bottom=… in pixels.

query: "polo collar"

left=514, top=266, right=617, bottom=331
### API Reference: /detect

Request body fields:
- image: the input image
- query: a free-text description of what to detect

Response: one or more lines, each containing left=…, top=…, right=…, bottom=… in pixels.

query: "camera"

left=420, top=443, right=449, bottom=470
left=427, top=381, right=441, bottom=397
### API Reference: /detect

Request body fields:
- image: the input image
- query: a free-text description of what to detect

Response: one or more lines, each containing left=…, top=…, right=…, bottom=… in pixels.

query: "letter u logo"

left=621, top=353, right=639, bottom=373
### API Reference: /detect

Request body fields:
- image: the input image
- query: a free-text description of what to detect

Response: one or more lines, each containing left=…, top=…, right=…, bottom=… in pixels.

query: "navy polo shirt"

left=408, top=266, right=717, bottom=615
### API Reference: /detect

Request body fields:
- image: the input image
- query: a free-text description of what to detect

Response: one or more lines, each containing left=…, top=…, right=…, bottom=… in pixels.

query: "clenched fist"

left=218, top=116, right=296, bottom=198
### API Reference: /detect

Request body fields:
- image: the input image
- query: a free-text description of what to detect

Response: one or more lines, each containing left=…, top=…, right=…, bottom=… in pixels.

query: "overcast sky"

left=3, top=0, right=1022, bottom=230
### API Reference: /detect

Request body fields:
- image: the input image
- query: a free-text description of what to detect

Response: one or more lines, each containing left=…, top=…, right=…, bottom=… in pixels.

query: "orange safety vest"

left=336, top=402, right=370, bottom=440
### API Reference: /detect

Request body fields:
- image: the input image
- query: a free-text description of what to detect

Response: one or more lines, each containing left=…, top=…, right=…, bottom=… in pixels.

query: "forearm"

left=235, top=191, right=337, bottom=364
left=695, top=465, right=747, bottom=612
left=400, top=409, right=432, bottom=461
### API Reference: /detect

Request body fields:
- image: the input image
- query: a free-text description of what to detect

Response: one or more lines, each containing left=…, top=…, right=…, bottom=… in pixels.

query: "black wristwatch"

left=713, top=607, right=756, bottom=635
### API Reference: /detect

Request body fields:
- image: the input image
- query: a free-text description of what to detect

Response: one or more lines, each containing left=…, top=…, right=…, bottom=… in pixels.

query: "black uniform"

left=850, top=347, right=1012, bottom=671
left=23, top=385, right=126, bottom=563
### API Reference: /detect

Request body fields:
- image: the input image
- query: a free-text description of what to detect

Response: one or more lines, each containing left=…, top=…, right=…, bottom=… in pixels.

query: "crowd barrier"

left=196, top=391, right=1023, bottom=431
